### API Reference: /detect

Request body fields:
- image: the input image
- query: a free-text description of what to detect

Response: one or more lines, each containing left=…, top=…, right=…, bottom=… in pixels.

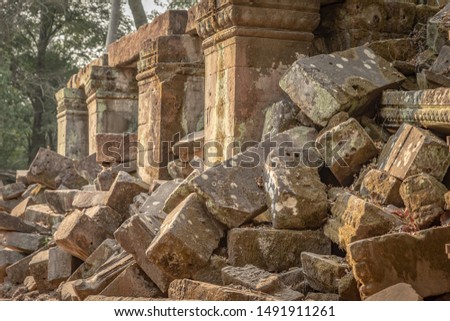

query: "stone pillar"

left=196, top=0, right=320, bottom=161
left=137, top=35, right=205, bottom=183
left=56, top=88, right=89, bottom=160
left=84, top=66, right=138, bottom=154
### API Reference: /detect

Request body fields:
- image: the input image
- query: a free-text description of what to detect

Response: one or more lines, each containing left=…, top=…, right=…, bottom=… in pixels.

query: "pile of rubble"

left=1, top=1, right=450, bottom=301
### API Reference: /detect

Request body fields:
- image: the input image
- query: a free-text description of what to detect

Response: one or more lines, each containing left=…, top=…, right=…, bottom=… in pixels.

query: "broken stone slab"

left=72, top=191, right=107, bottom=209
left=379, top=88, right=450, bottom=135
left=54, top=208, right=120, bottom=261
left=163, top=170, right=200, bottom=214
left=44, top=190, right=78, bottom=214
left=280, top=46, right=405, bottom=127
left=365, top=283, right=423, bottom=301
left=228, top=227, right=331, bottom=272
left=29, top=250, right=59, bottom=293
left=378, top=124, right=450, bottom=182
left=0, top=196, right=22, bottom=214
left=0, top=211, right=37, bottom=234
left=99, top=263, right=162, bottom=298
left=316, top=118, right=378, bottom=186
left=104, top=171, right=148, bottom=219
left=400, top=174, right=447, bottom=229
left=168, top=279, right=277, bottom=301
left=264, top=149, right=327, bottom=230
left=48, top=247, right=81, bottom=286
left=192, top=255, right=228, bottom=286
left=318, top=111, right=350, bottom=137
left=348, top=226, right=450, bottom=299
left=221, top=265, right=304, bottom=301
left=0, top=232, right=46, bottom=253
left=427, top=4, right=450, bottom=53
left=27, top=148, right=88, bottom=190
left=193, top=147, right=267, bottom=228
left=172, top=130, right=204, bottom=162
left=22, top=204, right=64, bottom=229
left=74, top=153, right=102, bottom=185
left=0, top=249, right=25, bottom=282
left=300, top=252, right=348, bottom=294
left=0, top=183, right=25, bottom=200
left=262, top=100, right=300, bottom=139
left=360, top=169, right=403, bottom=207
left=94, top=167, right=118, bottom=191
left=422, top=46, right=450, bottom=88
left=95, top=133, right=138, bottom=164
left=145, top=193, right=224, bottom=292
left=60, top=251, right=133, bottom=301
left=325, top=192, right=402, bottom=250
left=21, top=184, right=47, bottom=204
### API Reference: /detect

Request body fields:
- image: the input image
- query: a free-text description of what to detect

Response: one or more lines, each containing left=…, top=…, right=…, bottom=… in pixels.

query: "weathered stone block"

left=264, top=151, right=327, bottom=230
left=167, top=159, right=194, bottom=180
left=27, top=148, right=88, bottom=189
left=48, top=247, right=80, bottom=285
left=95, top=133, right=138, bottom=164
left=0, top=232, right=46, bottom=253
left=104, top=171, right=148, bottom=219
left=348, top=226, right=450, bottom=299
left=228, top=227, right=331, bottom=272
left=0, top=196, right=22, bottom=214
left=378, top=124, right=450, bottom=182
left=74, top=153, right=102, bottom=184
left=72, top=191, right=107, bottom=209
left=324, top=192, right=402, bottom=250
left=193, top=148, right=267, bottom=228
left=192, top=255, right=228, bottom=286
left=163, top=171, right=199, bottom=214
left=145, top=193, right=223, bottom=292
left=427, top=4, right=450, bottom=53
left=316, top=118, right=378, bottom=186
left=45, top=189, right=78, bottom=214
left=262, top=100, right=300, bottom=139
left=29, top=250, right=60, bottom=293
left=365, top=283, right=423, bottom=301
left=10, top=197, right=35, bottom=218
left=379, top=88, right=450, bottom=135
left=301, top=252, right=348, bottom=293
left=168, top=279, right=277, bottom=301
left=280, top=47, right=405, bottom=126
left=0, top=211, right=37, bottom=233
left=360, top=169, right=403, bottom=207
left=0, top=182, right=25, bottom=200
left=172, top=130, right=204, bottom=162
left=222, top=265, right=304, bottom=301
left=99, top=263, right=162, bottom=298
left=0, top=249, right=25, bottom=282
left=22, top=204, right=63, bottom=228
left=400, top=174, right=447, bottom=229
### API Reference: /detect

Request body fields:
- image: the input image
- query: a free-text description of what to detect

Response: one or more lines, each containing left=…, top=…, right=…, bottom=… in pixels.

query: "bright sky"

left=123, top=0, right=164, bottom=18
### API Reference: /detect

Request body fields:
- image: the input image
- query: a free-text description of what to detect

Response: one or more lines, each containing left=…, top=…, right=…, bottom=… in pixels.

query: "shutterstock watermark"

left=99, top=132, right=350, bottom=170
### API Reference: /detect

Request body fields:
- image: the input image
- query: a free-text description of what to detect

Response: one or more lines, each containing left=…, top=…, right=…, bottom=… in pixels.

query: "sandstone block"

left=48, top=247, right=81, bottom=285
left=0, top=248, right=25, bottom=282
left=29, top=250, right=59, bottom=292
left=45, top=189, right=78, bottom=214
left=0, top=231, right=46, bottom=253
left=74, top=153, right=102, bottom=184
left=10, top=197, right=35, bottom=218
left=172, top=130, right=204, bottom=162
left=95, top=133, right=138, bottom=164
left=365, top=283, right=423, bottom=301
left=72, top=191, right=107, bottom=209
left=427, top=4, right=450, bottom=53
left=360, top=169, right=403, bottom=207
left=23, top=204, right=64, bottom=228
left=0, top=211, right=37, bottom=233
left=0, top=182, right=25, bottom=200
left=262, top=100, right=300, bottom=139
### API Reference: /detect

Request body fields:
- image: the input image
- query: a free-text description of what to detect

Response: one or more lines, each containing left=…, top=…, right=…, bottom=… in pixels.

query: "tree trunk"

left=105, top=0, right=122, bottom=48
left=128, top=0, right=147, bottom=29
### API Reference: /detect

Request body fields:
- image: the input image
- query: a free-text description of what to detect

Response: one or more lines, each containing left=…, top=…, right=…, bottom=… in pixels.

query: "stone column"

left=196, top=0, right=320, bottom=161
left=137, top=35, right=205, bottom=183
left=56, top=88, right=89, bottom=160
left=84, top=66, right=138, bottom=154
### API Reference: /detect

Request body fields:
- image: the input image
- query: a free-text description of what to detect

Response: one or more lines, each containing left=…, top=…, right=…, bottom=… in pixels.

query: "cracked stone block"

left=262, top=100, right=300, bottom=139
left=193, top=147, right=267, bottom=228
left=95, top=133, right=138, bottom=164
left=45, top=190, right=78, bottom=214
left=316, top=118, right=378, bottom=186
left=378, top=124, right=450, bottom=182
left=280, top=46, right=405, bottom=127
left=0, top=211, right=37, bottom=233
left=0, top=232, right=46, bottom=253
left=29, top=250, right=60, bottom=293
left=145, top=193, right=224, bottom=292
left=427, top=4, right=450, bottom=53
left=0, top=182, right=25, bottom=200
left=365, top=283, right=423, bottom=301
left=399, top=173, right=447, bottom=229
left=48, top=247, right=81, bottom=286
left=348, top=226, right=450, bottom=299
left=72, top=191, right=107, bottom=209
left=221, top=265, right=304, bottom=301
left=172, top=130, right=204, bottom=162
left=264, top=149, right=327, bottom=230
left=300, top=252, right=348, bottom=294
left=360, top=169, right=403, bottom=207
left=54, top=206, right=121, bottom=261
left=27, top=148, right=88, bottom=189
left=228, top=227, right=331, bottom=272
left=168, top=279, right=277, bottom=301
left=99, top=263, right=162, bottom=298
left=104, top=171, right=148, bottom=219
left=0, top=248, right=25, bottom=282
left=22, top=204, right=64, bottom=229
left=324, top=192, right=402, bottom=250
